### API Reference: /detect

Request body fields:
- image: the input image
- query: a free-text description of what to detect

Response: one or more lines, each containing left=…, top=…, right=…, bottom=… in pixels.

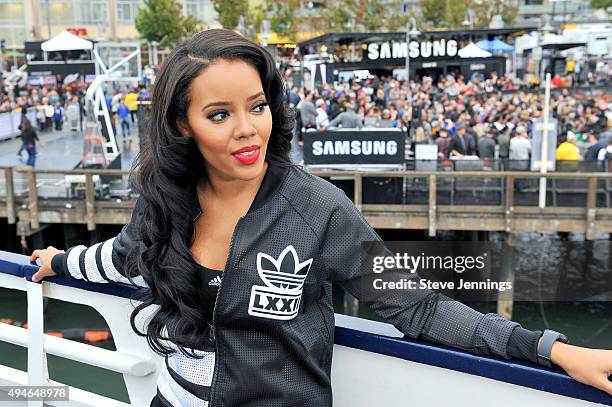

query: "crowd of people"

left=287, top=71, right=612, bottom=165
left=0, top=80, right=152, bottom=166
left=1, top=65, right=611, bottom=169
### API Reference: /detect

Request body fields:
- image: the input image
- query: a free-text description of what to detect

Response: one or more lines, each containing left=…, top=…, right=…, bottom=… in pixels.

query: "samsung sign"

left=368, top=39, right=458, bottom=60
left=303, top=131, right=404, bottom=165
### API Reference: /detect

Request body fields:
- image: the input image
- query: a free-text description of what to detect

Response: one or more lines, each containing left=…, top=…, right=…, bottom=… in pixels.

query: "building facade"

left=0, top=0, right=219, bottom=48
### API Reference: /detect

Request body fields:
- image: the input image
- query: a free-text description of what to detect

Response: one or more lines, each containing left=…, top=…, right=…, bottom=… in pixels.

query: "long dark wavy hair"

left=126, top=29, right=294, bottom=358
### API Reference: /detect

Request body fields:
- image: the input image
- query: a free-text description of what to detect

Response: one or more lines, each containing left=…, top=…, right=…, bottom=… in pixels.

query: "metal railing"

left=312, top=169, right=612, bottom=239
left=0, top=251, right=160, bottom=406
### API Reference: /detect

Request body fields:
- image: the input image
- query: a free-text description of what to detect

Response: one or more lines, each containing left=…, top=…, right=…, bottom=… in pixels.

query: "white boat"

left=0, top=250, right=609, bottom=406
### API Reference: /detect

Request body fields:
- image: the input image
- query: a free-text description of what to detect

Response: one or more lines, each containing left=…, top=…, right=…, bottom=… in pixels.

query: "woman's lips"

left=232, top=146, right=260, bottom=165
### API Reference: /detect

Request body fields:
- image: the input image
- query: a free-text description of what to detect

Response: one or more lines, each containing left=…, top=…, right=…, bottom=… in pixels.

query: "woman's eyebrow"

left=201, top=91, right=265, bottom=111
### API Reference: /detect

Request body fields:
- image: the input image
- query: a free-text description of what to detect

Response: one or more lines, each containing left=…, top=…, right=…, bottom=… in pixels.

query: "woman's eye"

left=208, top=111, right=227, bottom=122
left=254, top=102, right=268, bottom=112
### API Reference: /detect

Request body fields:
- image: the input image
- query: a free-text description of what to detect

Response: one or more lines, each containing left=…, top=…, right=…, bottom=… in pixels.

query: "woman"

left=20, top=119, right=39, bottom=167
left=30, top=29, right=612, bottom=406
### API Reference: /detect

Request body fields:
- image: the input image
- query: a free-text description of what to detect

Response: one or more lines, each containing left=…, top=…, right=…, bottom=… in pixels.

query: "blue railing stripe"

left=335, top=326, right=611, bottom=405
left=1, top=250, right=610, bottom=405
left=0, top=250, right=143, bottom=299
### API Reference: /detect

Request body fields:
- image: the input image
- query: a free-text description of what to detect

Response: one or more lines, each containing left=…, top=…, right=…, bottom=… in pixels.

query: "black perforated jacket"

left=51, top=159, right=541, bottom=407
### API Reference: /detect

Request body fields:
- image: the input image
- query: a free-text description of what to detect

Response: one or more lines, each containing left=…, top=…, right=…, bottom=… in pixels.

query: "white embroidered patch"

left=248, top=245, right=312, bottom=321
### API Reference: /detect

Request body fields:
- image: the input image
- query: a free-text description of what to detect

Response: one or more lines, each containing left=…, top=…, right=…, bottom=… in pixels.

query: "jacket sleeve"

left=321, top=189, right=540, bottom=362
left=49, top=198, right=147, bottom=288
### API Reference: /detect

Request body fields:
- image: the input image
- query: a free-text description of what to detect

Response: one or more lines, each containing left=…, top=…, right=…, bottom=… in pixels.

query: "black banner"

left=303, top=130, right=405, bottom=165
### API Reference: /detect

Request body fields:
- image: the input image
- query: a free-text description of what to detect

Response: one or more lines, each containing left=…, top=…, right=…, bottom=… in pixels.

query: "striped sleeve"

left=50, top=200, right=148, bottom=288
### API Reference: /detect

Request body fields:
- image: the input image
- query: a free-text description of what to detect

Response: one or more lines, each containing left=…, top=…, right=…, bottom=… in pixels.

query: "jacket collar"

left=193, top=158, right=290, bottom=220
left=247, top=158, right=290, bottom=214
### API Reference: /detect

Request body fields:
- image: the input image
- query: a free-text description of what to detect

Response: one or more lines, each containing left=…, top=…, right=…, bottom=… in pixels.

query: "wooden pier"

left=1, top=166, right=612, bottom=239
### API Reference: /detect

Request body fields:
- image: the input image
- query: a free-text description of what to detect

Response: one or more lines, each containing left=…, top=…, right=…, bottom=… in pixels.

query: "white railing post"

left=26, top=280, right=48, bottom=407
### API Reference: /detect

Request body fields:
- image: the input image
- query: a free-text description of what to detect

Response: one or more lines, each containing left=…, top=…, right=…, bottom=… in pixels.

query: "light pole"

left=539, top=16, right=554, bottom=82
left=45, top=0, right=51, bottom=39
left=405, top=17, right=420, bottom=84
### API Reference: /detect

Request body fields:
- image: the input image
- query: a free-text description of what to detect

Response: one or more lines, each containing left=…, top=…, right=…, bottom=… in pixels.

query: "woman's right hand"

left=30, top=246, right=64, bottom=282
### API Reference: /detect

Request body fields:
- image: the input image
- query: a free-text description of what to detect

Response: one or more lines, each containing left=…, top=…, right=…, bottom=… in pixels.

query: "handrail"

left=0, top=252, right=610, bottom=405
left=0, top=323, right=154, bottom=376
left=0, top=251, right=160, bottom=407
left=0, top=165, right=609, bottom=179
left=335, top=315, right=612, bottom=406
left=310, top=170, right=612, bottom=179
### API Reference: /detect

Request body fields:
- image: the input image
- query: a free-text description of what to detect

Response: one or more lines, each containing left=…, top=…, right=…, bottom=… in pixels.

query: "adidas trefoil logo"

left=208, top=275, right=222, bottom=287
left=248, top=245, right=313, bottom=321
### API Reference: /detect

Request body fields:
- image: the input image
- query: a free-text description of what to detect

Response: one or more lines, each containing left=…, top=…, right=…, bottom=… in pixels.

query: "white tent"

left=458, top=42, right=492, bottom=58
left=41, top=31, right=93, bottom=52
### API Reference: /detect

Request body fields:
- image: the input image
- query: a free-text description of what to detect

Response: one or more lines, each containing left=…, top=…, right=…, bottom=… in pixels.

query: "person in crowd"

left=65, top=98, right=80, bottom=131
left=435, top=127, right=452, bottom=159
left=117, top=98, right=131, bottom=142
left=584, top=133, right=606, bottom=161
left=36, top=105, right=46, bottom=131
left=597, top=138, right=612, bottom=161
left=556, top=132, right=582, bottom=161
left=125, top=87, right=139, bottom=124
left=300, top=90, right=316, bottom=132
left=363, top=106, right=381, bottom=128
left=52, top=101, right=64, bottom=131
left=111, top=91, right=122, bottom=119
left=509, top=125, right=532, bottom=168
left=325, top=103, right=362, bottom=129
left=43, top=99, right=54, bottom=132
left=20, top=119, right=39, bottom=167
left=478, top=128, right=497, bottom=159
left=449, top=123, right=476, bottom=157
left=315, top=99, right=329, bottom=131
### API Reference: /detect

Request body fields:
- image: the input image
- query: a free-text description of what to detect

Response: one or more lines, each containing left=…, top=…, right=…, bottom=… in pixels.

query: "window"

left=40, top=0, right=73, bottom=24
left=117, top=0, right=142, bottom=23
left=2, top=25, right=26, bottom=48
left=0, top=1, right=24, bottom=23
left=76, top=0, right=107, bottom=24
left=185, top=0, right=216, bottom=23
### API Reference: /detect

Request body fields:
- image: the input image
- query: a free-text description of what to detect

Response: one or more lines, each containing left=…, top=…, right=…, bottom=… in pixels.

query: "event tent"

left=41, top=31, right=93, bottom=52
left=458, top=42, right=492, bottom=58
left=475, top=39, right=514, bottom=53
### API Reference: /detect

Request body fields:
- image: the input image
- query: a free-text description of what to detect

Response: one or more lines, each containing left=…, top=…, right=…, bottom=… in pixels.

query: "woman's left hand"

left=552, top=342, right=612, bottom=395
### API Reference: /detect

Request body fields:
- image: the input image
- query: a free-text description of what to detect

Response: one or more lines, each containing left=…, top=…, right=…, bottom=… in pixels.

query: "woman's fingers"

left=29, top=247, right=61, bottom=282
left=31, top=269, right=46, bottom=283
left=29, top=249, right=40, bottom=264
left=598, top=375, right=612, bottom=395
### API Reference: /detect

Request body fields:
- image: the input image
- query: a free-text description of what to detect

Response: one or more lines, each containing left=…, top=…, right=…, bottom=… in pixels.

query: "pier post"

left=27, top=168, right=39, bottom=230
left=4, top=167, right=15, bottom=224
left=354, top=173, right=362, bottom=211
left=505, top=175, right=514, bottom=233
left=585, top=176, right=597, bottom=241
left=497, top=233, right=515, bottom=320
left=428, top=175, right=437, bottom=237
left=85, top=174, right=96, bottom=231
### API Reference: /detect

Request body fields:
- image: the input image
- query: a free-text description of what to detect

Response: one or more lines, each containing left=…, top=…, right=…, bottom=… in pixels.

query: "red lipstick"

left=232, top=145, right=260, bottom=165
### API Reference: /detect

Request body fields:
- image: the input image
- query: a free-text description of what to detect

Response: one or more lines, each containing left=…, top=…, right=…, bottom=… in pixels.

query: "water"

left=0, top=289, right=130, bottom=403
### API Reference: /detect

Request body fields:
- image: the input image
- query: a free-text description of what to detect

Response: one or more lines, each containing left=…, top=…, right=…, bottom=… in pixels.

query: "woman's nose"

left=233, top=112, right=256, bottom=139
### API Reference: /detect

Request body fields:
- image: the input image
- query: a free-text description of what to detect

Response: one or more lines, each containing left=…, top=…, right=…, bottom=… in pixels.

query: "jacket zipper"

left=208, top=215, right=243, bottom=406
